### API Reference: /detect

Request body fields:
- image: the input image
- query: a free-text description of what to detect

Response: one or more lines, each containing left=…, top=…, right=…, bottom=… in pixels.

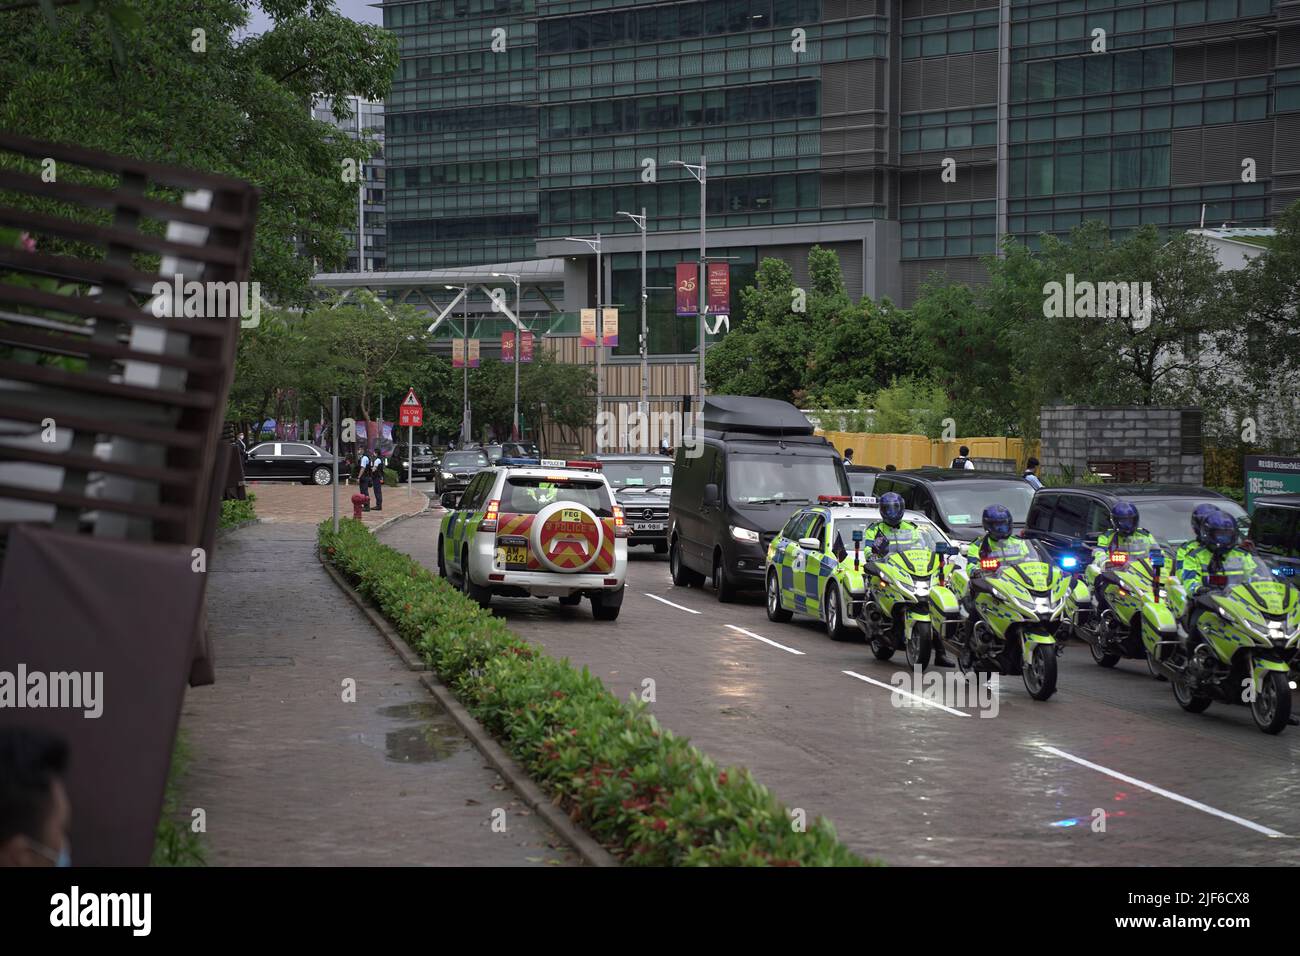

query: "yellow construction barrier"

left=818, top=431, right=1038, bottom=471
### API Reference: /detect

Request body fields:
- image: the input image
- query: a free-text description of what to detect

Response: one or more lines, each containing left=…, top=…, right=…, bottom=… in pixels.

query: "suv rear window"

left=502, top=476, right=613, bottom=516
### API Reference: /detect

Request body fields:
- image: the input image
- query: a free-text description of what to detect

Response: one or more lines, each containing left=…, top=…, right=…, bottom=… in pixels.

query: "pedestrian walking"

left=370, top=451, right=387, bottom=512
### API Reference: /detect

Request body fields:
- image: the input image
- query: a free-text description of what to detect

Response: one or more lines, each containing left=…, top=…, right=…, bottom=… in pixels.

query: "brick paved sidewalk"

left=243, top=481, right=427, bottom=529
left=178, top=515, right=577, bottom=866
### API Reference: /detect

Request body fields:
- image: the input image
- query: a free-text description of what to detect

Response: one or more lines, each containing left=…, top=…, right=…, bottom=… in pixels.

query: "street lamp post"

left=562, top=235, right=604, bottom=451
left=671, top=155, right=707, bottom=410
left=617, top=208, right=649, bottom=450
left=493, top=272, right=523, bottom=441
left=446, top=284, right=470, bottom=444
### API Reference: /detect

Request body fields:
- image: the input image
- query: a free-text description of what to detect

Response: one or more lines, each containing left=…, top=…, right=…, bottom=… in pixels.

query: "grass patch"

left=319, top=517, right=867, bottom=867
left=151, top=731, right=206, bottom=866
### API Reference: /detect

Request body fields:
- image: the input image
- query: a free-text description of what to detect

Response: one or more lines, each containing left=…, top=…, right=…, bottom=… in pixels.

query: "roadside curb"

left=216, top=518, right=260, bottom=538
left=317, top=533, right=621, bottom=868
left=369, top=489, right=431, bottom=535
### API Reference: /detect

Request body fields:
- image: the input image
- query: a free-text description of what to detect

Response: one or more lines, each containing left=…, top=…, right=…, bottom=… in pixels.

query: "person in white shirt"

left=358, top=451, right=372, bottom=510
left=1023, top=456, right=1043, bottom=490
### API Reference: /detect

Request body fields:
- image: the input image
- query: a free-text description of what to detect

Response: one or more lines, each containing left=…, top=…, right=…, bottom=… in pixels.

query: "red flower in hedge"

left=718, top=772, right=728, bottom=786
left=551, top=690, right=566, bottom=699
left=651, top=818, right=668, bottom=832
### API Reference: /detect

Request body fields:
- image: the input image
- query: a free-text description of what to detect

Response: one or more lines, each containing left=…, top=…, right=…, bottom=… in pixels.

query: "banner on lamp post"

left=520, top=330, right=534, bottom=363
left=707, top=263, right=730, bottom=318
left=602, top=308, right=618, bottom=347
left=580, top=309, right=597, bottom=348
left=451, top=338, right=465, bottom=368
left=502, top=331, right=514, bottom=362
left=675, top=263, right=698, bottom=316
left=468, top=338, right=480, bottom=368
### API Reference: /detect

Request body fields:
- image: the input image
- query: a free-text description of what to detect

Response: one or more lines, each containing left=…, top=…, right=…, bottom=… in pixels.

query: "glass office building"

left=383, top=0, right=1298, bottom=329
left=312, top=97, right=387, bottom=273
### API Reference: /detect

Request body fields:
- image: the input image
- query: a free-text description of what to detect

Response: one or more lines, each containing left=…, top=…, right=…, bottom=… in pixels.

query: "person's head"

left=1191, top=503, right=1221, bottom=539
left=982, top=504, right=1013, bottom=541
left=1026, top=457, right=1039, bottom=472
left=1199, top=510, right=1239, bottom=555
left=1110, top=500, right=1139, bottom=536
left=844, top=448, right=854, bottom=461
left=878, top=492, right=905, bottom=528
left=959, top=446, right=970, bottom=457
left=0, top=728, right=70, bottom=867
left=885, top=464, right=897, bottom=471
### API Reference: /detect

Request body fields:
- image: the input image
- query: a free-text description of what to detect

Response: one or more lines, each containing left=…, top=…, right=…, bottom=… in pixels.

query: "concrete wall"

left=1039, top=405, right=1204, bottom=485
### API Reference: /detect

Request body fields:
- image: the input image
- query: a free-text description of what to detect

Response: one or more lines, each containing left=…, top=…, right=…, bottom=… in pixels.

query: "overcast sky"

left=242, top=0, right=383, bottom=36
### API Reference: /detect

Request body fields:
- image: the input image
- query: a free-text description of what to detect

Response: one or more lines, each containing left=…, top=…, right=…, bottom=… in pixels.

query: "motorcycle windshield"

left=1212, top=554, right=1280, bottom=594
left=887, top=548, right=937, bottom=577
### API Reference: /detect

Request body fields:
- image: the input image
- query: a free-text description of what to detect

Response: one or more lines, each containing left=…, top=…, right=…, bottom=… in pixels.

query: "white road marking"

left=725, top=624, right=805, bottom=655
left=643, top=593, right=701, bottom=615
left=1041, top=745, right=1286, bottom=838
left=841, top=670, right=970, bottom=717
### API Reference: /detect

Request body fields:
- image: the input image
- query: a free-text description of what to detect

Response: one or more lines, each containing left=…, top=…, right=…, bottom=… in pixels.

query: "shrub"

left=318, top=518, right=867, bottom=867
left=218, top=493, right=257, bottom=529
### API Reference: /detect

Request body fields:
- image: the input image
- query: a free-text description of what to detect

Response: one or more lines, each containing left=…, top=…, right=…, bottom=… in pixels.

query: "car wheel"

left=460, top=548, right=491, bottom=609
left=311, top=466, right=331, bottom=486
left=437, top=537, right=447, bottom=578
left=670, top=537, right=705, bottom=587
left=825, top=586, right=854, bottom=641
left=766, top=570, right=792, bottom=623
left=713, top=552, right=737, bottom=603
left=591, top=587, right=623, bottom=621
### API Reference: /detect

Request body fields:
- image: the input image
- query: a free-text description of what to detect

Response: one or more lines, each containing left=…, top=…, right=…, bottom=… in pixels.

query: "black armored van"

left=667, top=396, right=848, bottom=601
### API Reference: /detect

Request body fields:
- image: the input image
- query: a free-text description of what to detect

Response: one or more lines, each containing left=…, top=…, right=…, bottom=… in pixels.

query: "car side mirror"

left=798, top=536, right=821, bottom=550
left=703, top=483, right=720, bottom=507
left=440, top=491, right=462, bottom=510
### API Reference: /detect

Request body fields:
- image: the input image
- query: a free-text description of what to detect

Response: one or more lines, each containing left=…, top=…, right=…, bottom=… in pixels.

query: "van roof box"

left=701, top=396, right=815, bottom=436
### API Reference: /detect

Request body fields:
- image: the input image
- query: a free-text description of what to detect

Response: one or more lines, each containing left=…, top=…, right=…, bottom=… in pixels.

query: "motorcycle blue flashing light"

left=1149, top=549, right=1165, bottom=568
left=1059, top=555, right=1078, bottom=570
left=852, top=529, right=864, bottom=542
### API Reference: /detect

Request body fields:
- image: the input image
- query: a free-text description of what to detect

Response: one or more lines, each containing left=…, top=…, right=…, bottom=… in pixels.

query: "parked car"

left=435, top=448, right=491, bottom=495
left=668, top=396, right=848, bottom=601
left=403, top=443, right=437, bottom=481
left=1245, top=494, right=1300, bottom=578
left=1024, top=484, right=1249, bottom=571
left=845, top=464, right=881, bottom=498
left=597, top=453, right=674, bottom=552
left=869, top=468, right=1036, bottom=544
left=244, top=441, right=349, bottom=485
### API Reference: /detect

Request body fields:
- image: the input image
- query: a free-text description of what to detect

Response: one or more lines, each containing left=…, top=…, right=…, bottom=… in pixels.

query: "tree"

left=868, top=377, right=950, bottom=438
left=0, top=0, right=398, bottom=304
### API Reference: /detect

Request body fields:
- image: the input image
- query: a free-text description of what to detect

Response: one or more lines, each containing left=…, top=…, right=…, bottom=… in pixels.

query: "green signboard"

left=1244, top=455, right=1300, bottom=513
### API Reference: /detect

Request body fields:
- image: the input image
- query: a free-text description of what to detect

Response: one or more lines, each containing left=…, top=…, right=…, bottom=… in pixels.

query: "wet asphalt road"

left=384, top=507, right=1300, bottom=866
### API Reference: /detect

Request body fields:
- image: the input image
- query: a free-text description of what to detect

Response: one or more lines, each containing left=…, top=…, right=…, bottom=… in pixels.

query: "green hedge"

left=319, top=517, right=866, bottom=867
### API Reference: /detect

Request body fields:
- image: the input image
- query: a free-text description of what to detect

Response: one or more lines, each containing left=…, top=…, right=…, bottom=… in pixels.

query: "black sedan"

left=244, top=442, right=350, bottom=485
left=435, top=449, right=491, bottom=494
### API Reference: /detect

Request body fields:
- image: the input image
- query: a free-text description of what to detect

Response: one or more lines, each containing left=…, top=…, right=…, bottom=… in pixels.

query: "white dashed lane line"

left=643, top=593, right=701, bottom=614
left=725, top=624, right=805, bottom=656
left=1041, top=745, right=1287, bottom=838
left=841, top=670, right=971, bottom=717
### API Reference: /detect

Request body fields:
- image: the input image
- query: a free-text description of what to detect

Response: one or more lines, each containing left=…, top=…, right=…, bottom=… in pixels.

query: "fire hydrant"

left=351, top=493, right=368, bottom=520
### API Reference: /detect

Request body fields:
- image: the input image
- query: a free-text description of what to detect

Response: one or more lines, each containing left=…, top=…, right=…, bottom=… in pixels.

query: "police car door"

left=780, top=511, right=814, bottom=609
left=791, top=513, right=826, bottom=613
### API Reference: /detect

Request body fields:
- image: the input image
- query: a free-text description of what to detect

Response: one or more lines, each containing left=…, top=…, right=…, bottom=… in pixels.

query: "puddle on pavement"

left=377, top=701, right=470, bottom=763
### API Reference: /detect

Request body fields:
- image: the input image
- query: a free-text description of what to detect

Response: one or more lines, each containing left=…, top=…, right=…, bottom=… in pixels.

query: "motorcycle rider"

left=1181, top=510, right=1262, bottom=619
left=960, top=504, right=1033, bottom=648
left=866, top=492, right=952, bottom=665
left=1173, top=503, right=1222, bottom=580
left=1090, top=501, right=1159, bottom=618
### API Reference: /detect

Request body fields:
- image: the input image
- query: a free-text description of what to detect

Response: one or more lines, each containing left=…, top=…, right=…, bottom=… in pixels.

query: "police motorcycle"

left=940, top=533, right=1071, bottom=701
left=856, top=523, right=958, bottom=668
left=1066, top=540, right=1175, bottom=675
left=1144, top=514, right=1300, bottom=734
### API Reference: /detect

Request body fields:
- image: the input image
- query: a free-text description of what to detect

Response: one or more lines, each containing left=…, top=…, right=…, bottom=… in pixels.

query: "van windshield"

left=727, top=454, right=846, bottom=506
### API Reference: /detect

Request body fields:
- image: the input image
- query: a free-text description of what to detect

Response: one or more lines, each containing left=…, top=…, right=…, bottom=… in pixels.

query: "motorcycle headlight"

left=730, top=525, right=760, bottom=544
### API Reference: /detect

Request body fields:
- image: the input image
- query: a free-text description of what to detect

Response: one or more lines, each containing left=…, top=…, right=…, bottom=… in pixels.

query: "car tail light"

left=604, top=578, right=618, bottom=585
left=481, top=498, right=500, bottom=532
left=979, top=557, right=1000, bottom=572
left=612, top=504, right=630, bottom=538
